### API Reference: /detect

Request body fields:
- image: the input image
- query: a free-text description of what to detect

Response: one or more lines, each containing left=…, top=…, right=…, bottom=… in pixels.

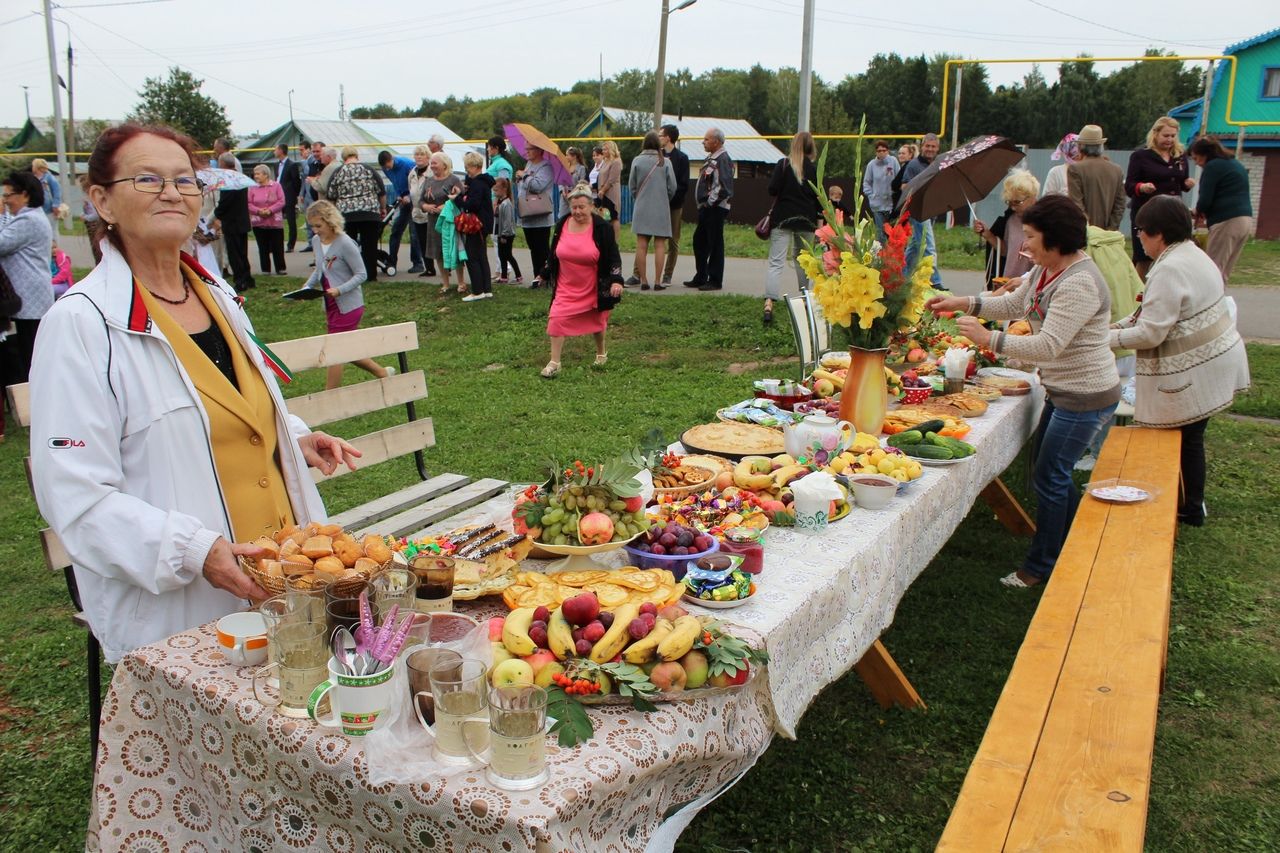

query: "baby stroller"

left=373, top=206, right=397, bottom=277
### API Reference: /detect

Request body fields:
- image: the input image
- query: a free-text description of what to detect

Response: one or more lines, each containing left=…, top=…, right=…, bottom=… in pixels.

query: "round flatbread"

left=682, top=422, right=786, bottom=459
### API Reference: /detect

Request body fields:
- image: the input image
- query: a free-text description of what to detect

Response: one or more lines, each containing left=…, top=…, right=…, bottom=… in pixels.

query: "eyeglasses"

left=105, top=174, right=206, bottom=196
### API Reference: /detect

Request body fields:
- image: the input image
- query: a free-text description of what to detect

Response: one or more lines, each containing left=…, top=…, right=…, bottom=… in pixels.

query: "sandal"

left=640, top=282, right=651, bottom=291
left=763, top=302, right=774, bottom=325
left=652, top=283, right=668, bottom=291
left=999, top=571, right=1042, bottom=588
left=592, top=354, right=608, bottom=368
left=540, top=361, right=560, bottom=379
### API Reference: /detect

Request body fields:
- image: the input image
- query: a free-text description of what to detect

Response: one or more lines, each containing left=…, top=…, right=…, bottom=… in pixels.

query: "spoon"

left=332, top=627, right=356, bottom=675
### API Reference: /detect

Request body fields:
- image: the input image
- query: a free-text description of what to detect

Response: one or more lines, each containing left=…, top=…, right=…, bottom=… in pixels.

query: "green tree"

left=350, top=102, right=399, bottom=119
left=129, top=67, right=231, bottom=149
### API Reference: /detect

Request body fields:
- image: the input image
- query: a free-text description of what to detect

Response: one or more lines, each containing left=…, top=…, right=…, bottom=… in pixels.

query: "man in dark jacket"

left=212, top=153, right=255, bottom=291
left=685, top=127, right=733, bottom=291
left=275, top=144, right=302, bottom=252
left=1068, top=124, right=1126, bottom=231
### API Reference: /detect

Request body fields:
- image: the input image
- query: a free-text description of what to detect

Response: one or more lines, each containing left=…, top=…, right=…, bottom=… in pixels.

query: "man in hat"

left=1067, top=124, right=1126, bottom=231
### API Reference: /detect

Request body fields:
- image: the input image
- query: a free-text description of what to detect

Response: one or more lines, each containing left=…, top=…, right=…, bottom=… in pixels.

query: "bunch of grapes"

left=536, top=484, right=650, bottom=546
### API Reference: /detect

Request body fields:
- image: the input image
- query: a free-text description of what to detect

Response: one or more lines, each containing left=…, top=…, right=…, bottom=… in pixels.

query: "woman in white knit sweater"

left=1111, top=196, right=1250, bottom=526
left=928, top=195, right=1120, bottom=588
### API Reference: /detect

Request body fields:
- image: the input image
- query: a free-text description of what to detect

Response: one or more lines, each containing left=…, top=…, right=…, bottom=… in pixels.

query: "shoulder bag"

left=518, top=165, right=553, bottom=218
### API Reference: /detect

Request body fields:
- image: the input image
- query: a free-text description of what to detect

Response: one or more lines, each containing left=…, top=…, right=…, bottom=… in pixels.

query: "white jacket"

left=29, top=242, right=328, bottom=663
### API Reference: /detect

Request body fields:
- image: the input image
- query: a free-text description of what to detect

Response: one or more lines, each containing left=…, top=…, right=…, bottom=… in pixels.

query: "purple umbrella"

left=503, top=122, right=575, bottom=188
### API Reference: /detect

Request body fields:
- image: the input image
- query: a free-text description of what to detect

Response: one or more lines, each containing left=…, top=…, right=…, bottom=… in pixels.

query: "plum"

left=574, top=638, right=594, bottom=657
left=532, top=606, right=551, bottom=624
left=582, top=621, right=606, bottom=643
left=597, top=611, right=615, bottom=629
left=528, top=625, right=549, bottom=648
left=638, top=602, right=657, bottom=617
left=627, top=618, right=651, bottom=641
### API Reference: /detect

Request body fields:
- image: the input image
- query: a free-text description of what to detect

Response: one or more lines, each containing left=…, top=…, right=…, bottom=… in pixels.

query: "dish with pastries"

left=681, top=421, right=787, bottom=459
left=241, top=522, right=392, bottom=595
left=918, top=393, right=989, bottom=418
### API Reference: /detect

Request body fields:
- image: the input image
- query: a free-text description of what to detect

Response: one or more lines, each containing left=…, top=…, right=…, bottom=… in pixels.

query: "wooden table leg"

left=854, top=640, right=926, bottom=710
left=981, top=477, right=1036, bottom=537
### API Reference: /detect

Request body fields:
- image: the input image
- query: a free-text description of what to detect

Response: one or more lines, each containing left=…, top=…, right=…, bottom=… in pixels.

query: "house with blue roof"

left=1171, top=27, right=1280, bottom=237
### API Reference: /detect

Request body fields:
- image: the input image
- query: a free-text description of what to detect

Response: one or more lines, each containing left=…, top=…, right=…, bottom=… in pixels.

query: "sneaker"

left=661, top=275, right=672, bottom=286
left=624, top=275, right=641, bottom=287
left=1074, top=454, right=1096, bottom=472
left=385, top=366, right=397, bottom=377
left=682, top=279, right=704, bottom=288
left=698, top=282, right=723, bottom=291
left=481, top=292, right=494, bottom=299
left=407, top=265, right=425, bottom=275
left=495, top=276, right=509, bottom=284
left=300, top=245, right=313, bottom=253
left=461, top=293, right=484, bottom=302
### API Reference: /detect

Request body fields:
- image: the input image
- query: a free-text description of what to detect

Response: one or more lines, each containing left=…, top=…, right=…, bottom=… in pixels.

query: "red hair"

left=86, top=123, right=202, bottom=253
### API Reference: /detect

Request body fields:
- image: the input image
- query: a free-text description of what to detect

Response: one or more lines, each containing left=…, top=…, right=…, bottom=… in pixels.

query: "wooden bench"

left=5, top=320, right=506, bottom=758
left=938, top=426, right=1182, bottom=852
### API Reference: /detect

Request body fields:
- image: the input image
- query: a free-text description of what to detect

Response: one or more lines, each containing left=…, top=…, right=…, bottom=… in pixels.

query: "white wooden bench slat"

left=271, top=322, right=418, bottom=371
left=7, top=382, right=31, bottom=428
left=356, top=478, right=510, bottom=539
left=285, top=370, right=428, bottom=428
left=41, top=527, right=71, bottom=573
left=328, top=473, right=471, bottom=531
left=313, top=419, right=435, bottom=483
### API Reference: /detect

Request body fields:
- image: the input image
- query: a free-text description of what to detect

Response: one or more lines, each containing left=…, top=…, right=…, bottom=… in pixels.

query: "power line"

left=1021, top=0, right=1223, bottom=51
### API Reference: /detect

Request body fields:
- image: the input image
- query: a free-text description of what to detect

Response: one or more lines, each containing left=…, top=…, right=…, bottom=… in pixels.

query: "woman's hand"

left=325, top=287, right=339, bottom=299
left=925, top=295, right=967, bottom=315
left=203, top=538, right=270, bottom=601
left=1140, top=182, right=1157, bottom=194
left=972, top=219, right=986, bottom=235
left=610, top=283, right=623, bottom=298
left=298, top=431, right=361, bottom=476
left=515, top=169, right=526, bottom=179
left=1184, top=177, right=1196, bottom=190
left=956, top=315, right=993, bottom=347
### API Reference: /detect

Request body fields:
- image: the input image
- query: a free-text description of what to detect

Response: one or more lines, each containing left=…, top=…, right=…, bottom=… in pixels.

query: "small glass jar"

left=718, top=526, right=764, bottom=574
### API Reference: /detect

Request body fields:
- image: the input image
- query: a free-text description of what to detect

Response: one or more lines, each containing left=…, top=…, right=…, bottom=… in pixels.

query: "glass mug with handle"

left=252, top=621, right=329, bottom=718
left=463, top=684, right=551, bottom=790
left=406, top=647, right=462, bottom=727
left=410, top=553, right=455, bottom=613
left=414, top=657, right=488, bottom=765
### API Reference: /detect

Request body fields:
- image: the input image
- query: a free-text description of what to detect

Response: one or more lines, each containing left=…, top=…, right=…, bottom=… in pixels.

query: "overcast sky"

left=2, top=0, right=1274, bottom=141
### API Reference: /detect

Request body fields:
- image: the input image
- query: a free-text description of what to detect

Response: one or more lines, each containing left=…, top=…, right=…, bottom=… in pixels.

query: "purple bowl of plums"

left=623, top=520, right=720, bottom=580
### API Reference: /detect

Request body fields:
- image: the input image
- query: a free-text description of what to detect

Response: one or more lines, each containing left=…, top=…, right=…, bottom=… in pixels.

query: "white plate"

left=976, top=367, right=1036, bottom=382
left=683, top=590, right=756, bottom=609
left=1088, top=479, right=1157, bottom=504
left=912, top=454, right=973, bottom=467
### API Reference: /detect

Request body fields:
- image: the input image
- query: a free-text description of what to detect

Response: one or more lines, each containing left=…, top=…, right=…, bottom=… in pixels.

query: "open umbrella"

left=503, top=122, right=574, bottom=188
left=197, top=167, right=254, bottom=192
left=899, top=135, right=1025, bottom=221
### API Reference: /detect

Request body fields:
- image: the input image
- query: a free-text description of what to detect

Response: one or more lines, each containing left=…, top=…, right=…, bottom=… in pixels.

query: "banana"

left=501, top=607, right=538, bottom=656
left=622, top=618, right=674, bottom=664
left=772, top=464, right=810, bottom=488
left=657, top=615, right=702, bottom=661
left=733, top=459, right=775, bottom=491
left=590, top=602, right=640, bottom=663
left=547, top=607, right=575, bottom=660
left=771, top=453, right=797, bottom=467
left=811, top=368, right=845, bottom=390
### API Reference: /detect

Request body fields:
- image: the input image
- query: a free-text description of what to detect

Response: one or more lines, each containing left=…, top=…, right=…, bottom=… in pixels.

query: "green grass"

left=1228, top=239, right=1280, bottom=287
left=1232, top=343, right=1280, bottom=420
left=1, top=278, right=1277, bottom=850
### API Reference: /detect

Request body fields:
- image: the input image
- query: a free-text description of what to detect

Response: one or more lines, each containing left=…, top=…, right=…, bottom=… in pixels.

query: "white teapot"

left=783, top=415, right=853, bottom=466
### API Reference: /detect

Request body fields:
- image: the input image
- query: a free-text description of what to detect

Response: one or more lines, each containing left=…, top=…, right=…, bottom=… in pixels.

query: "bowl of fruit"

left=623, top=520, right=720, bottom=580
left=900, top=368, right=932, bottom=405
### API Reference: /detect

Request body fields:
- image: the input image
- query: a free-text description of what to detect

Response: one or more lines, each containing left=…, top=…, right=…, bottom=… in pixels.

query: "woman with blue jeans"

left=928, top=194, right=1121, bottom=588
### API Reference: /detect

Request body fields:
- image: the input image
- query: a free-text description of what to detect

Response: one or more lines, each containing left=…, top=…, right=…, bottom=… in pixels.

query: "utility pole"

left=797, top=0, right=815, bottom=132
left=288, top=89, right=295, bottom=123
left=43, top=0, right=69, bottom=234
left=62, top=18, right=74, bottom=175
left=339, top=84, right=346, bottom=121
left=950, top=66, right=963, bottom=151
left=654, top=0, right=697, bottom=128
left=599, top=54, right=604, bottom=126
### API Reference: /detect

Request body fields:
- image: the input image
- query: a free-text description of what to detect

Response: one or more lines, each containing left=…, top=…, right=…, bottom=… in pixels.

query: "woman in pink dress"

left=540, top=183, right=624, bottom=378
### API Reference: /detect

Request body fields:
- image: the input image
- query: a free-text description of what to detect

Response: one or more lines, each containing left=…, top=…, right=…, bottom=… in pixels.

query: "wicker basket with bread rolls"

left=240, top=521, right=393, bottom=595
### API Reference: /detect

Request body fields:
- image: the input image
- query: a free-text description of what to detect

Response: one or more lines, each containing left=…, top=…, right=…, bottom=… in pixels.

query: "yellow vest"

left=138, top=269, right=295, bottom=542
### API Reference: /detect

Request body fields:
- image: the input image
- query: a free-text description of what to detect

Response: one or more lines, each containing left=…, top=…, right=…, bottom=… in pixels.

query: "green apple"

left=491, top=641, right=514, bottom=666
left=491, top=658, right=535, bottom=688
left=679, top=650, right=710, bottom=689
left=534, top=661, right=566, bottom=688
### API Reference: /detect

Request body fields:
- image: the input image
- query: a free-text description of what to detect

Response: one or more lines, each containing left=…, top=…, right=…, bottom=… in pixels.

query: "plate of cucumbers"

left=883, top=418, right=977, bottom=466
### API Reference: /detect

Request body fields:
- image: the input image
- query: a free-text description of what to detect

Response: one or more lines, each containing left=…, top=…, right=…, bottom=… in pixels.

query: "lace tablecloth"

left=87, top=391, right=1041, bottom=852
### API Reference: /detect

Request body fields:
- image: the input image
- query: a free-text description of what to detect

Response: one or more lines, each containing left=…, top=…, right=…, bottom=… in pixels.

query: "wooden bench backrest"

left=938, top=427, right=1181, bottom=852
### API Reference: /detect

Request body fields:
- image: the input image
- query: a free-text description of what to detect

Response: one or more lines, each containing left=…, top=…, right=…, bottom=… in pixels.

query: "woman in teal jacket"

left=1189, top=136, right=1252, bottom=283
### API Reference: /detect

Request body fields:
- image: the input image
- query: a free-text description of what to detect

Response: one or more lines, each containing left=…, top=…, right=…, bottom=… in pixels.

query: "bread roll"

left=363, top=540, right=392, bottom=564
left=272, top=524, right=299, bottom=545
left=301, top=535, right=334, bottom=560
left=353, top=557, right=381, bottom=574
left=285, top=554, right=313, bottom=568
left=282, top=560, right=313, bottom=575
left=252, top=537, right=280, bottom=560
left=318, top=523, right=343, bottom=537
left=334, top=540, right=363, bottom=568
left=313, top=560, right=345, bottom=584
left=279, top=538, right=301, bottom=558
left=260, top=559, right=285, bottom=578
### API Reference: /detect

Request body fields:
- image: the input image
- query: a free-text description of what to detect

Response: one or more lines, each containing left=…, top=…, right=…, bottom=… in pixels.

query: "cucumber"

left=937, top=435, right=976, bottom=458
left=915, top=418, right=947, bottom=436
left=887, top=430, right=923, bottom=447
left=903, top=444, right=954, bottom=460
left=925, top=431, right=950, bottom=448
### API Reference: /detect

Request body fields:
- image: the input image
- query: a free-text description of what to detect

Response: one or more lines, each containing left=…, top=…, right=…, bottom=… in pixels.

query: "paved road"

left=57, top=234, right=1278, bottom=343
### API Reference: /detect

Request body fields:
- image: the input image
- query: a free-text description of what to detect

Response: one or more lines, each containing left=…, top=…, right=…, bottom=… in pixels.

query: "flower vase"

left=838, top=347, right=889, bottom=435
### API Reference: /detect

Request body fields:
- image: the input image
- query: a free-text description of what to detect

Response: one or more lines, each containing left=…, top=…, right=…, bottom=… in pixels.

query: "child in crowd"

left=827, top=185, right=852, bottom=221
left=50, top=241, right=74, bottom=298
left=493, top=178, right=522, bottom=284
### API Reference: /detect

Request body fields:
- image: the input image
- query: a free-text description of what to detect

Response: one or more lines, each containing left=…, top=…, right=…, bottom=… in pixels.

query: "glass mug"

left=372, top=566, right=418, bottom=621
left=405, top=648, right=462, bottom=726
left=410, top=554, right=455, bottom=613
left=252, top=621, right=329, bottom=718
left=463, top=685, right=551, bottom=790
left=414, top=657, right=488, bottom=765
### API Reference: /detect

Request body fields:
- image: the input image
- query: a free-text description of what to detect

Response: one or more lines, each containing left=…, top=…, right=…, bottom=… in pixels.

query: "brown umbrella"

left=503, top=123, right=574, bottom=187
left=900, top=135, right=1026, bottom=221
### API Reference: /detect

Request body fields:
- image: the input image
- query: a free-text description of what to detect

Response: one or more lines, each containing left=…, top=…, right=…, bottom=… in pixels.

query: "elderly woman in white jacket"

left=1111, top=196, right=1250, bottom=527
left=28, top=124, right=359, bottom=663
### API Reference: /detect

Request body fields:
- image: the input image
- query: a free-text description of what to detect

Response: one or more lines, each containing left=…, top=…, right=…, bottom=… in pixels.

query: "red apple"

left=561, top=593, right=601, bottom=627
left=623, top=495, right=644, bottom=513
left=707, top=663, right=750, bottom=688
left=657, top=604, right=688, bottom=622
left=966, top=360, right=977, bottom=378
left=577, top=512, right=614, bottom=545
left=522, top=650, right=558, bottom=676
left=487, top=616, right=505, bottom=642
left=906, top=347, right=926, bottom=363
left=650, top=661, right=688, bottom=693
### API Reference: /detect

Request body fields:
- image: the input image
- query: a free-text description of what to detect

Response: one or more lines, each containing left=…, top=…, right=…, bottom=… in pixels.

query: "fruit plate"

left=531, top=531, right=647, bottom=573
left=578, top=625, right=765, bottom=704
left=1087, top=478, right=1159, bottom=504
